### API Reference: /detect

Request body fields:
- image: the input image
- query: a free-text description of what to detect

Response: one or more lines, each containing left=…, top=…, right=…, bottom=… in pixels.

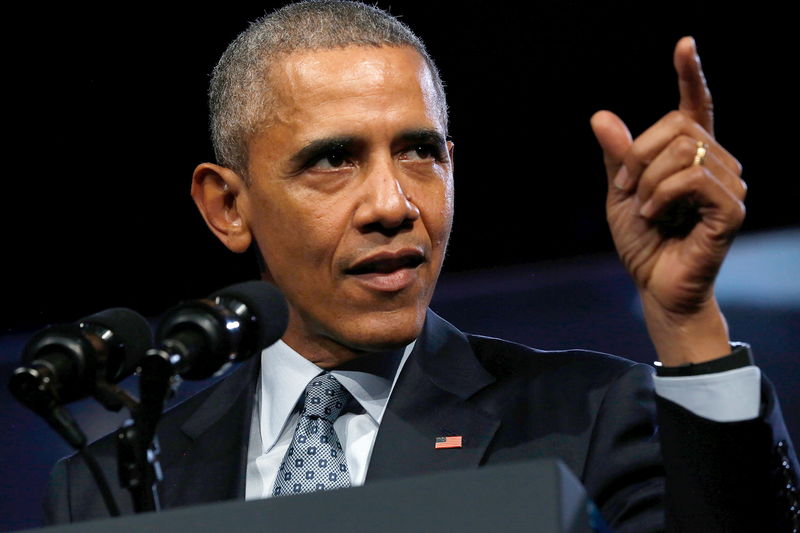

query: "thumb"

left=590, top=110, right=632, bottom=191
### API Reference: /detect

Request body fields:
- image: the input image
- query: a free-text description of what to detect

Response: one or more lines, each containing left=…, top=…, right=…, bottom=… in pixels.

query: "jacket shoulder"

left=465, top=333, right=647, bottom=383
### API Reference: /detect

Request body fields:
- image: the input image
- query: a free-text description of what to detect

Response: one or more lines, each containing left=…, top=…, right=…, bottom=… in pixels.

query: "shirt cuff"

left=653, top=365, right=761, bottom=422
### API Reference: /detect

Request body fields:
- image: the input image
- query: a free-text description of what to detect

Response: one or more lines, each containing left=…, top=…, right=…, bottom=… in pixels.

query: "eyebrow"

left=288, top=128, right=447, bottom=169
left=396, top=128, right=447, bottom=148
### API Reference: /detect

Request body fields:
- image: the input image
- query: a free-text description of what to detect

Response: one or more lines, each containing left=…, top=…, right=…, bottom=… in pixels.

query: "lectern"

left=32, top=458, right=596, bottom=533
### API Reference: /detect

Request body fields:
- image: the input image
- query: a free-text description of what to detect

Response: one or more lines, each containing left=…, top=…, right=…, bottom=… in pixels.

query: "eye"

left=308, top=148, right=352, bottom=171
left=400, top=144, right=444, bottom=162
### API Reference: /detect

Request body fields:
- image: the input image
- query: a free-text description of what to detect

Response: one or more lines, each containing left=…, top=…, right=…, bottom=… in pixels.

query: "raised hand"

left=590, top=37, right=746, bottom=366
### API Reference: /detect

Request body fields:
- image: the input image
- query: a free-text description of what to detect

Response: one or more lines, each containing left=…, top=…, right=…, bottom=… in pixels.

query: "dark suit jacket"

left=45, top=311, right=799, bottom=531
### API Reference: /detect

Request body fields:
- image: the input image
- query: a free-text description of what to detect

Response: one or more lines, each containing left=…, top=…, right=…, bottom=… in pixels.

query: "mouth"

left=345, top=249, right=426, bottom=275
left=344, top=249, right=426, bottom=292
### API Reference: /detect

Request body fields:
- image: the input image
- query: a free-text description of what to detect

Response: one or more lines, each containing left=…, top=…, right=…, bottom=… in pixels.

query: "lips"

left=344, top=249, right=426, bottom=292
left=345, top=250, right=425, bottom=275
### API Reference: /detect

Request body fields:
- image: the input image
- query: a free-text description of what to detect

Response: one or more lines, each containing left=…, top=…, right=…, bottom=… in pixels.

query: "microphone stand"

left=115, top=350, right=177, bottom=513
left=115, top=298, right=231, bottom=514
left=116, top=281, right=288, bottom=513
left=117, top=294, right=247, bottom=513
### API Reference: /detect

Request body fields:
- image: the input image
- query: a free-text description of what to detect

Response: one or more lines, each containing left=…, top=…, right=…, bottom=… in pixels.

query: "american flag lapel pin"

left=435, top=436, right=463, bottom=449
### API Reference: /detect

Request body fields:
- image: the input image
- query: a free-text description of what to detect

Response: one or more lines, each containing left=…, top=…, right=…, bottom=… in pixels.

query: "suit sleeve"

left=583, top=363, right=799, bottom=532
left=657, top=376, right=799, bottom=532
left=581, top=363, right=666, bottom=533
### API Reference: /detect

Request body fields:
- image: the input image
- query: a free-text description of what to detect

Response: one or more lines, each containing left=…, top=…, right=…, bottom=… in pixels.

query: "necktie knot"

left=301, top=373, right=351, bottom=422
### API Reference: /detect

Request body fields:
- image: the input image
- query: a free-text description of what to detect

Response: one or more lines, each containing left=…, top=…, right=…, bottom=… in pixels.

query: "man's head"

left=192, top=1, right=454, bottom=367
left=208, top=0, right=448, bottom=179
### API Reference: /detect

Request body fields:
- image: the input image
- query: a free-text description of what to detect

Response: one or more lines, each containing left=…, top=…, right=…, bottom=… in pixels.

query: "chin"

left=337, top=308, right=426, bottom=353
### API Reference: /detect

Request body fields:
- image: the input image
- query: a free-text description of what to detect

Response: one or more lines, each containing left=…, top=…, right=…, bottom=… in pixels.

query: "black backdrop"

left=1, top=2, right=799, bottom=531
left=3, top=1, right=797, bottom=331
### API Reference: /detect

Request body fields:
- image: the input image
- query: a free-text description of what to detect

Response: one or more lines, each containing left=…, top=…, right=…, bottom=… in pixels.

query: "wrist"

left=640, top=293, right=731, bottom=366
left=654, top=342, right=753, bottom=376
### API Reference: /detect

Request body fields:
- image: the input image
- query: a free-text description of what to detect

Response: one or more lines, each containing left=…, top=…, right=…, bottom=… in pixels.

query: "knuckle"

left=674, top=135, right=697, bottom=159
left=732, top=157, right=743, bottom=176
left=739, top=178, right=748, bottom=199
left=688, top=164, right=709, bottom=185
left=732, top=200, right=746, bottom=225
left=629, top=143, right=648, bottom=166
left=665, top=110, right=686, bottom=127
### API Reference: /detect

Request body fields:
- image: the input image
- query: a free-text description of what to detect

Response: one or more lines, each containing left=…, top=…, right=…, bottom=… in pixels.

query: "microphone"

left=153, top=280, right=288, bottom=380
left=8, top=308, right=154, bottom=448
left=9, top=308, right=154, bottom=406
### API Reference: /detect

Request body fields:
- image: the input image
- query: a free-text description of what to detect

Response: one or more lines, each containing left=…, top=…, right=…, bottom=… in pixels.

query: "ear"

left=191, top=163, right=252, bottom=253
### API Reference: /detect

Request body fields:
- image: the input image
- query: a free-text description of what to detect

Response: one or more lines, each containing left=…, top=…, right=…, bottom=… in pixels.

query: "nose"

left=354, top=160, right=420, bottom=236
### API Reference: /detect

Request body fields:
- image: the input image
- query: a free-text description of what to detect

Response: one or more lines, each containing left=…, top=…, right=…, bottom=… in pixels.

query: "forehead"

left=262, top=45, right=443, bottom=139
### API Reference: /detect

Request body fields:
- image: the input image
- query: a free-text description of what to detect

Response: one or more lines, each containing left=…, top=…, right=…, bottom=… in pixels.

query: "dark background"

left=1, top=2, right=798, bottom=531
left=2, top=1, right=798, bottom=329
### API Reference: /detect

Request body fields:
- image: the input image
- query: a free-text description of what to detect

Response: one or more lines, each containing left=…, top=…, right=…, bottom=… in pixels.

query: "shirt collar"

left=258, top=339, right=415, bottom=454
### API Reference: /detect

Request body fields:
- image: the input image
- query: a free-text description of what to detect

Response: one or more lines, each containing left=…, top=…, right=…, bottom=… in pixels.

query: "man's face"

left=238, top=46, right=453, bottom=366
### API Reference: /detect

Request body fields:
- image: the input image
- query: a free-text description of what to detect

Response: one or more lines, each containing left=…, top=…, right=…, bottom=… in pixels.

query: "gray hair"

left=209, top=0, right=449, bottom=179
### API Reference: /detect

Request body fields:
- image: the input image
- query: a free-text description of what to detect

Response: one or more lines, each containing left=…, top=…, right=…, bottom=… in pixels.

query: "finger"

left=637, top=135, right=746, bottom=206
left=618, top=111, right=739, bottom=192
left=590, top=110, right=633, bottom=192
left=675, top=36, right=714, bottom=135
left=639, top=165, right=745, bottom=236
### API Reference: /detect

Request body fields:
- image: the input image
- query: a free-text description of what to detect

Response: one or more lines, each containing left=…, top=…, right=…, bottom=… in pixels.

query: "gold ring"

left=693, top=140, right=708, bottom=166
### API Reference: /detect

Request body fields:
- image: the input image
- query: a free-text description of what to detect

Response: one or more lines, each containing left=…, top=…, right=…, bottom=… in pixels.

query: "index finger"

left=674, top=36, right=714, bottom=136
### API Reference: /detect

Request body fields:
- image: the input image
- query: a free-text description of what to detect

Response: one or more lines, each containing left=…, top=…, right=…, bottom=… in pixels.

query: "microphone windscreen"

left=211, top=281, right=289, bottom=350
left=78, top=307, right=154, bottom=377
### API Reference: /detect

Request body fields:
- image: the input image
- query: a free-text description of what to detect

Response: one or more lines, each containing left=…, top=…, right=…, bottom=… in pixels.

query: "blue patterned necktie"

left=272, top=372, right=353, bottom=497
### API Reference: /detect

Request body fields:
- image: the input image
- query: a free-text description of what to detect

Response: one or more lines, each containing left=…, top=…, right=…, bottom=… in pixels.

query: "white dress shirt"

left=245, top=337, right=760, bottom=499
left=653, top=365, right=761, bottom=422
left=245, top=340, right=415, bottom=500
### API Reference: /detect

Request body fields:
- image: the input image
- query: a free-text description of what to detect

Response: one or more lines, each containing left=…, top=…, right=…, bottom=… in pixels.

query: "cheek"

left=443, top=177, right=455, bottom=225
left=250, top=188, right=346, bottom=273
left=418, top=175, right=454, bottom=246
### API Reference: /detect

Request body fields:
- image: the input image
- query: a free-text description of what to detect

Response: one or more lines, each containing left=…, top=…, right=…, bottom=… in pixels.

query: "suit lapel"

left=159, top=310, right=498, bottom=502
left=366, top=311, right=500, bottom=481
left=159, top=356, right=259, bottom=507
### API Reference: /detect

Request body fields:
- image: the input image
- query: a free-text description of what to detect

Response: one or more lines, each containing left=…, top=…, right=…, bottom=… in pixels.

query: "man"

left=46, top=1, right=798, bottom=531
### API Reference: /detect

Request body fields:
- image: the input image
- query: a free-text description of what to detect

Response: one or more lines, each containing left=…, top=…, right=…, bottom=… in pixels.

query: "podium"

left=32, top=459, right=595, bottom=533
